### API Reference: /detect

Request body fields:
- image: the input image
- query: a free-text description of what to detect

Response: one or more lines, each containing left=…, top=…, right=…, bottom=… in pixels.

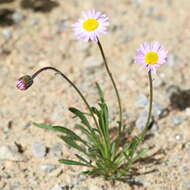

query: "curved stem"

left=97, top=39, right=123, bottom=133
left=32, top=66, right=99, bottom=128
left=141, top=71, right=153, bottom=139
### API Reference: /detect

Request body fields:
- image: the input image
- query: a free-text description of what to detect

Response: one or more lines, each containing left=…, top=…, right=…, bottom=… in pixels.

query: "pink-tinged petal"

left=16, top=75, right=33, bottom=91
left=151, top=42, right=160, bottom=52
left=135, top=42, right=168, bottom=73
left=72, top=10, right=109, bottom=42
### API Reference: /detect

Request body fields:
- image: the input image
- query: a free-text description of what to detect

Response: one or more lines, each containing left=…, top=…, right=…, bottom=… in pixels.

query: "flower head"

left=72, top=10, right=109, bottom=42
left=16, top=75, right=33, bottom=91
left=135, top=42, right=168, bottom=73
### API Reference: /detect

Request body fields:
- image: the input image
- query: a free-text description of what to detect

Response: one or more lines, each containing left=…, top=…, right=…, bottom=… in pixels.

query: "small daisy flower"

left=72, top=10, right=109, bottom=42
left=135, top=42, right=168, bottom=73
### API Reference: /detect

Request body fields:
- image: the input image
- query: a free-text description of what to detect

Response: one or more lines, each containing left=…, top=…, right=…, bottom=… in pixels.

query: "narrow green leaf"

left=75, top=124, right=95, bottom=143
left=133, top=148, right=148, bottom=161
left=59, top=159, right=90, bottom=167
left=34, top=123, right=88, bottom=146
left=90, top=106, right=99, bottom=116
left=59, top=135, right=88, bottom=156
left=33, top=123, right=57, bottom=131
left=95, top=82, right=104, bottom=103
left=110, top=142, right=116, bottom=160
left=53, top=125, right=88, bottom=145
left=69, top=107, right=91, bottom=129
left=75, top=154, right=91, bottom=165
left=75, top=124, right=91, bottom=137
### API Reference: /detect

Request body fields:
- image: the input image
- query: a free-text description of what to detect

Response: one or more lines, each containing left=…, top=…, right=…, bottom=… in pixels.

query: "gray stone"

left=29, top=19, right=39, bottom=26
left=11, top=12, right=24, bottom=23
left=31, top=142, right=46, bottom=158
left=183, top=141, right=190, bottom=155
left=7, top=183, right=20, bottom=190
left=136, top=94, right=148, bottom=108
left=40, top=163, right=58, bottom=173
left=175, top=134, right=183, bottom=141
left=135, top=112, right=147, bottom=131
left=152, top=102, right=164, bottom=117
left=0, top=172, right=11, bottom=179
left=48, top=143, right=62, bottom=158
left=167, top=54, right=178, bottom=66
left=130, top=0, right=144, bottom=5
left=49, top=184, right=70, bottom=190
left=171, top=116, right=184, bottom=125
left=2, top=29, right=12, bottom=39
left=48, top=168, right=63, bottom=177
left=27, top=176, right=39, bottom=185
left=0, top=143, right=26, bottom=161
left=26, top=188, right=34, bottom=190
left=135, top=112, right=157, bottom=131
left=56, top=22, right=67, bottom=32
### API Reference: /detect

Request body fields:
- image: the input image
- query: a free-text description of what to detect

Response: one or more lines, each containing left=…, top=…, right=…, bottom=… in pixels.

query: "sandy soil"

left=0, top=0, right=190, bottom=189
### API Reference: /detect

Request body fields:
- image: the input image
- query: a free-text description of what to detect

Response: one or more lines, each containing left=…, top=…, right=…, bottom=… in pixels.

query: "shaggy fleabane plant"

left=16, top=10, right=168, bottom=181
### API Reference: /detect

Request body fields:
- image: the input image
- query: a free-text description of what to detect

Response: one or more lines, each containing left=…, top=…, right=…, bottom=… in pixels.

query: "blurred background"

left=0, top=0, right=190, bottom=189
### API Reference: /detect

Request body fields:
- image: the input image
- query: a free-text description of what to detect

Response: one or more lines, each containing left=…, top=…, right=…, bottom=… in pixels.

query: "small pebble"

left=136, top=94, right=148, bottom=108
left=152, top=102, right=164, bottom=117
left=0, top=143, right=26, bottom=161
left=48, top=143, right=62, bottom=158
left=7, top=183, right=20, bottom=190
left=175, top=134, right=183, bottom=141
left=31, top=142, right=47, bottom=158
left=49, top=168, right=63, bottom=177
left=183, top=141, right=190, bottom=154
left=40, top=164, right=58, bottom=173
left=167, top=54, right=178, bottom=66
left=49, top=184, right=70, bottom=190
left=27, top=176, right=39, bottom=185
left=11, top=12, right=24, bottom=23
left=2, top=29, right=12, bottom=39
left=135, top=112, right=147, bottom=131
left=171, top=116, right=184, bottom=126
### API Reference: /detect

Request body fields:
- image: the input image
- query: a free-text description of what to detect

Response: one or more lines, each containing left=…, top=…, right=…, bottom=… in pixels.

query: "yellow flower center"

left=82, top=18, right=99, bottom=32
left=144, top=52, right=159, bottom=65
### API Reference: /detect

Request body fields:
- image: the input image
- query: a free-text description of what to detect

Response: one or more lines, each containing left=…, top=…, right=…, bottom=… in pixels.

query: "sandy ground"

left=0, top=0, right=190, bottom=189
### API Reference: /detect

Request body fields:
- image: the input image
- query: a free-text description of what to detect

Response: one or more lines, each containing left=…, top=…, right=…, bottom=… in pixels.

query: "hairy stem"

left=141, top=71, right=153, bottom=139
left=32, top=66, right=99, bottom=128
left=97, top=39, right=123, bottom=133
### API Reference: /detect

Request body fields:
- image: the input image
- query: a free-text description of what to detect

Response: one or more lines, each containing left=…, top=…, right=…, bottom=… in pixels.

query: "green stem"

left=124, top=71, right=153, bottom=171
left=97, top=39, right=123, bottom=133
left=141, top=71, right=153, bottom=139
left=32, top=66, right=99, bottom=129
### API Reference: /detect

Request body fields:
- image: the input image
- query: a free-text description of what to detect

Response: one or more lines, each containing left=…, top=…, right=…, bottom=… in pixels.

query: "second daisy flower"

left=135, top=42, right=168, bottom=73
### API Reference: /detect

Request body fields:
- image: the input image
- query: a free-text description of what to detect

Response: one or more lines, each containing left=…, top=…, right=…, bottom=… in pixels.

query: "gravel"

left=0, top=143, right=26, bottom=161
left=31, top=142, right=47, bottom=158
left=11, top=12, right=24, bottom=23
left=136, top=94, right=148, bottom=108
left=40, top=163, right=58, bottom=173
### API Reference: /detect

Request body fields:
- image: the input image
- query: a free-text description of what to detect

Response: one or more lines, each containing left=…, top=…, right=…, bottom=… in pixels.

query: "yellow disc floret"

left=82, top=18, right=99, bottom=32
left=144, top=52, right=159, bottom=65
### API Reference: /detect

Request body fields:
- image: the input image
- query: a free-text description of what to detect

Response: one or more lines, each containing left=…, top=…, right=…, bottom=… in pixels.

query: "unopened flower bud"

left=16, top=75, right=33, bottom=91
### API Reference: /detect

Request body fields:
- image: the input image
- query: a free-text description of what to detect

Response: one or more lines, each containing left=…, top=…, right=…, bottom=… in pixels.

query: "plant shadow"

left=112, top=120, right=165, bottom=188
left=117, top=148, right=165, bottom=188
left=0, top=0, right=15, bottom=3
left=20, top=0, right=59, bottom=13
left=0, top=8, right=15, bottom=27
left=168, top=85, right=190, bottom=110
